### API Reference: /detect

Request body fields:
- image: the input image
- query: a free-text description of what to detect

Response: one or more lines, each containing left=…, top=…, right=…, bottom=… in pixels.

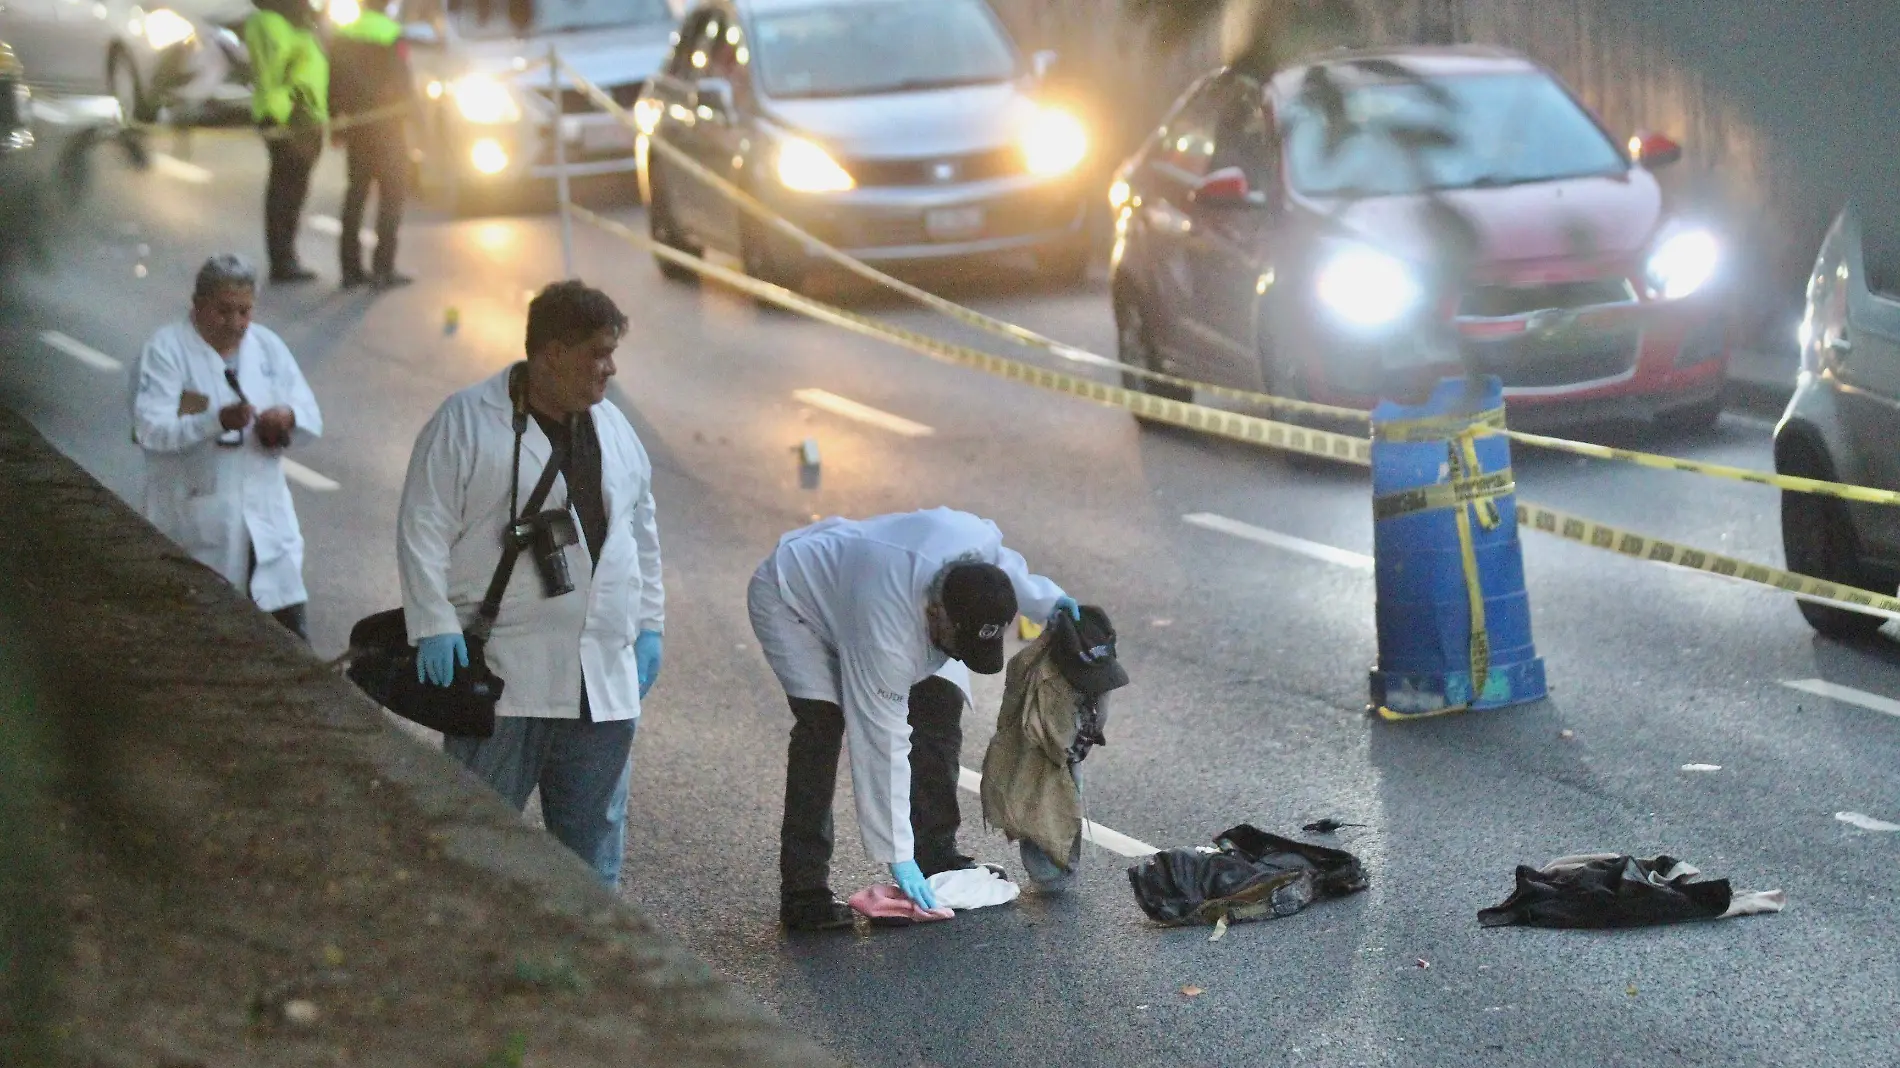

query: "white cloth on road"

left=927, top=866, right=1021, bottom=910
left=131, top=320, right=322, bottom=613
left=747, top=507, right=1066, bottom=865
left=398, top=365, right=663, bottom=721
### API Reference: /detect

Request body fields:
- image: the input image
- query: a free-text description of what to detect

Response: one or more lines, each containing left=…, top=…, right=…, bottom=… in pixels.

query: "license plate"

left=925, top=206, right=984, bottom=240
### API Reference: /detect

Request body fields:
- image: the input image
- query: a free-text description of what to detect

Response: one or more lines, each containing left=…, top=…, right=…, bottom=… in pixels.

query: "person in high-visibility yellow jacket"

left=244, top=0, right=329, bottom=283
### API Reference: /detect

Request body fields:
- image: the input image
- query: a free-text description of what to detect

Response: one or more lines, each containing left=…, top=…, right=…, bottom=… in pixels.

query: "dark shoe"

left=780, top=895, right=856, bottom=932
left=271, top=265, right=318, bottom=284
left=917, top=853, right=977, bottom=878
left=372, top=270, right=414, bottom=289
left=340, top=269, right=370, bottom=289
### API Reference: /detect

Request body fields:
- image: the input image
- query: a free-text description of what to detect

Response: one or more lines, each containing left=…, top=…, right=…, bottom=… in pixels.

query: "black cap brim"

left=963, top=636, right=1006, bottom=675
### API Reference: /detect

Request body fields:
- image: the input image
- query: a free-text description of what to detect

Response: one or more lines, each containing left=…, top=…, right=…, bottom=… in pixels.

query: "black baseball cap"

left=940, top=562, right=1018, bottom=675
left=1051, top=605, right=1130, bottom=696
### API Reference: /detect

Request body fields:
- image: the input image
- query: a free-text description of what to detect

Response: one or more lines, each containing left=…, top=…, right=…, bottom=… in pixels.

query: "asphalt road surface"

left=4, top=131, right=1898, bottom=1068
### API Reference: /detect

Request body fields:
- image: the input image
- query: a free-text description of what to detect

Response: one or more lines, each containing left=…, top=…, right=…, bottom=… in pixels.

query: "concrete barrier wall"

left=0, top=405, right=841, bottom=1066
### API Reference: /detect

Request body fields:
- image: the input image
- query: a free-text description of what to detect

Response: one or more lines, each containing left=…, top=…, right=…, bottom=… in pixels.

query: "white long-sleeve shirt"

left=397, top=366, right=664, bottom=720
left=765, top=507, right=1065, bottom=863
left=130, top=320, right=322, bottom=612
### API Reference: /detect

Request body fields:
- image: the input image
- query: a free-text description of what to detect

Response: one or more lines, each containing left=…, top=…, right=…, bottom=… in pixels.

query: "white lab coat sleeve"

left=264, top=332, right=323, bottom=446
left=993, top=540, right=1066, bottom=624
left=838, top=641, right=918, bottom=865
left=131, top=333, right=222, bottom=453
left=398, top=403, right=469, bottom=642
left=628, top=434, right=664, bottom=633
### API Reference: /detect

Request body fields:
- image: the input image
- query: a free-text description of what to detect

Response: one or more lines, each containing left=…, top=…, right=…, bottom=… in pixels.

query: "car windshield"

left=1281, top=70, right=1628, bottom=197
left=752, top=0, right=1019, bottom=100
left=446, top=0, right=672, bottom=40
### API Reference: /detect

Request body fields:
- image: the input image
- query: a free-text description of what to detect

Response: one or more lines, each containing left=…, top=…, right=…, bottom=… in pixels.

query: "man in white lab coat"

left=398, top=281, right=664, bottom=890
left=747, top=508, right=1080, bottom=930
left=131, top=254, right=323, bottom=639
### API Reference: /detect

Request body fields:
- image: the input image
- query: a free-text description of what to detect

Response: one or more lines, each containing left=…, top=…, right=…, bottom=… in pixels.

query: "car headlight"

left=776, top=137, right=854, bottom=193
left=1315, top=246, right=1423, bottom=329
left=1022, top=106, right=1087, bottom=177
left=142, top=8, right=197, bottom=50
left=452, top=75, right=521, bottom=125
left=631, top=97, right=663, bottom=136
left=1645, top=228, right=1719, bottom=300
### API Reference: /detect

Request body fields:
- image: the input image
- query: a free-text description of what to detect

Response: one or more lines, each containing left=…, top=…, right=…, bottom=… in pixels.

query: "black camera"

left=509, top=508, right=580, bottom=597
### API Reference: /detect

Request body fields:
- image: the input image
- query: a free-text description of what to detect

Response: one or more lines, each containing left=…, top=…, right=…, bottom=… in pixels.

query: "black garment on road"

left=329, top=30, right=411, bottom=279
left=780, top=675, right=966, bottom=901
left=1128, top=824, right=1368, bottom=927
left=263, top=125, right=322, bottom=276
left=1478, top=854, right=1733, bottom=929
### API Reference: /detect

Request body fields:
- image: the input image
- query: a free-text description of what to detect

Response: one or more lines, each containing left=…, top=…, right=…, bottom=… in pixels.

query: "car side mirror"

left=693, top=77, right=735, bottom=122
left=1190, top=166, right=1269, bottom=209
left=402, top=22, right=441, bottom=47
left=1629, top=130, right=1682, bottom=169
left=1032, top=50, right=1058, bottom=82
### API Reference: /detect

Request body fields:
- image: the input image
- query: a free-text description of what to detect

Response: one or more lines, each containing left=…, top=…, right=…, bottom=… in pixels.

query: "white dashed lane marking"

left=1783, top=679, right=1900, bottom=720
left=792, top=388, right=934, bottom=438
left=1183, top=512, right=1374, bottom=571
left=40, top=331, right=123, bottom=372
left=152, top=153, right=213, bottom=184
left=282, top=459, right=340, bottom=491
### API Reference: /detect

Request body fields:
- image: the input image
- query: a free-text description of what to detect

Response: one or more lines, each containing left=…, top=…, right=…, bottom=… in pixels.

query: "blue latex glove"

left=417, top=633, right=468, bottom=687
left=635, top=629, right=664, bottom=698
left=890, top=860, right=939, bottom=910
left=1049, top=595, right=1081, bottom=625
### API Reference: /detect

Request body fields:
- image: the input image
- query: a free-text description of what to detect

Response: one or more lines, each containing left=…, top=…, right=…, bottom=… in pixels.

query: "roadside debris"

left=1129, top=824, right=1367, bottom=927
left=1180, top=985, right=1204, bottom=998
left=1479, top=853, right=1785, bottom=929
left=1301, top=818, right=1366, bottom=834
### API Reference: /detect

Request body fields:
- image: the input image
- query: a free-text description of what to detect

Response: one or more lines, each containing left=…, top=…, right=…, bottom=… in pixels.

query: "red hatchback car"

left=1107, top=46, right=1730, bottom=429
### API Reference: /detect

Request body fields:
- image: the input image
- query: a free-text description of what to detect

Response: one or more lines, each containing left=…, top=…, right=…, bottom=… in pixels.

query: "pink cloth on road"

left=848, top=884, right=955, bottom=923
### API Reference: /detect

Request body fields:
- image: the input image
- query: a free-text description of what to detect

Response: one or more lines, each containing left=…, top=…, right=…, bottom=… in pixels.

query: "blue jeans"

left=444, top=715, right=636, bottom=890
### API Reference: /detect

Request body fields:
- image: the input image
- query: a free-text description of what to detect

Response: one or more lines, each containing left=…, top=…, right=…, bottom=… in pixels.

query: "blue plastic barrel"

left=1368, top=376, right=1546, bottom=719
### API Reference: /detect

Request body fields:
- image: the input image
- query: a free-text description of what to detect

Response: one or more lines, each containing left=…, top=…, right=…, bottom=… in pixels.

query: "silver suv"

left=1776, top=205, right=1900, bottom=638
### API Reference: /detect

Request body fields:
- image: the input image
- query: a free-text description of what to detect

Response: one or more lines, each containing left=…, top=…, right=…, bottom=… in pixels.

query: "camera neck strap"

left=468, top=393, right=569, bottom=643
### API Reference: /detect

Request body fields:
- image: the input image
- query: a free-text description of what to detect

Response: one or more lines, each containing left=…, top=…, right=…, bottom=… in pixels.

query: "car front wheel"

left=646, top=172, right=702, bottom=284
left=1780, top=443, right=1890, bottom=639
left=109, top=49, right=155, bottom=125
left=1116, top=293, right=1191, bottom=417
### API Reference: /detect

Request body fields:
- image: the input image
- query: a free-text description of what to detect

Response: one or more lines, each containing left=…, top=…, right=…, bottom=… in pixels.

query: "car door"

left=1131, top=78, right=1223, bottom=377
left=1833, top=210, right=1900, bottom=562
left=47, top=0, right=112, bottom=92
left=1187, top=74, right=1282, bottom=390
left=686, top=8, right=750, bottom=252
left=0, top=0, right=69, bottom=89
left=661, top=7, right=733, bottom=243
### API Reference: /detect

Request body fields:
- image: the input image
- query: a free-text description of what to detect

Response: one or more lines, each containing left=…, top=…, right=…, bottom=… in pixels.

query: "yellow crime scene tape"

left=567, top=202, right=1372, bottom=467
left=557, top=59, right=1367, bottom=425
left=1501, top=427, right=1900, bottom=506
left=1516, top=500, right=1900, bottom=619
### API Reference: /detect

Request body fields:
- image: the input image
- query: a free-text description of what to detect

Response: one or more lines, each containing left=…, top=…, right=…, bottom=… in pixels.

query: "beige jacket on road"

left=981, top=631, right=1083, bottom=867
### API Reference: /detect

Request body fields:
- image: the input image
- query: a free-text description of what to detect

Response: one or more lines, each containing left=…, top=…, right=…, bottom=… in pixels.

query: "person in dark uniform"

left=328, top=0, right=415, bottom=288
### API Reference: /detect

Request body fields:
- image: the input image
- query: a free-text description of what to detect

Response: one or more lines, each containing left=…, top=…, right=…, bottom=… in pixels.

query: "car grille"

left=549, top=81, right=644, bottom=115
left=841, top=147, right=1023, bottom=188
left=1461, top=326, right=1641, bottom=389
left=832, top=194, right=1073, bottom=249
left=1459, top=277, right=1635, bottom=318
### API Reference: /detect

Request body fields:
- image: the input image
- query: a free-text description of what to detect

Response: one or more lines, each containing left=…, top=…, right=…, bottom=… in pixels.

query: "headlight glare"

left=776, top=137, right=854, bottom=193
left=143, top=8, right=197, bottom=50
left=1022, top=106, right=1087, bottom=176
left=1315, top=246, right=1422, bottom=329
left=452, top=75, right=521, bottom=125
left=1646, top=228, right=1719, bottom=300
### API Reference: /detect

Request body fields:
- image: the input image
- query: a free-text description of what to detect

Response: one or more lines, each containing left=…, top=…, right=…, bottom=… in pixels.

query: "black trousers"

left=340, top=125, right=407, bottom=278
left=263, top=126, right=323, bottom=275
left=780, top=675, right=966, bottom=900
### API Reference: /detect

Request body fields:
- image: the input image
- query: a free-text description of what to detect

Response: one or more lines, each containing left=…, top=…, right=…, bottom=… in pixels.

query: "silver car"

left=1776, top=205, right=1900, bottom=638
left=0, top=0, right=251, bottom=122
left=395, top=0, right=674, bottom=210
left=635, top=0, right=1093, bottom=288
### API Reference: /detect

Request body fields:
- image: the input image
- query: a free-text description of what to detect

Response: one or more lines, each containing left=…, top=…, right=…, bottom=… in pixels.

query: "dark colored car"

left=635, top=0, right=1093, bottom=288
left=1775, top=206, right=1900, bottom=638
left=1108, top=46, right=1731, bottom=429
left=1, top=40, right=41, bottom=271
